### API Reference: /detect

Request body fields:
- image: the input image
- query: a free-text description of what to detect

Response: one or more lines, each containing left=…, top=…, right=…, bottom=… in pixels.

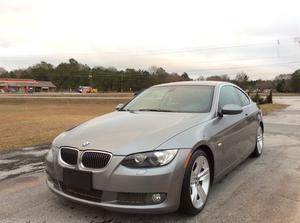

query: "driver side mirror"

left=116, top=103, right=124, bottom=111
left=218, top=104, right=243, bottom=117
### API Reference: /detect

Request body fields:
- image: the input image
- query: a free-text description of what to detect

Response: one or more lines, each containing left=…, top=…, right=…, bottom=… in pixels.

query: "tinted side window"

left=235, top=88, right=250, bottom=107
left=219, top=85, right=242, bottom=108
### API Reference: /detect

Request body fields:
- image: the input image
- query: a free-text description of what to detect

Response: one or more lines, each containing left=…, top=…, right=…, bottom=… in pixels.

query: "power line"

left=1, top=37, right=299, bottom=58
left=1, top=37, right=300, bottom=73
left=188, top=60, right=300, bottom=72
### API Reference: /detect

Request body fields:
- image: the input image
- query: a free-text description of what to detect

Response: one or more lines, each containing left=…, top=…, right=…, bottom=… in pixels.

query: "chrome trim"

left=58, top=147, right=79, bottom=169
left=79, top=150, right=113, bottom=171
left=58, top=147, right=112, bottom=171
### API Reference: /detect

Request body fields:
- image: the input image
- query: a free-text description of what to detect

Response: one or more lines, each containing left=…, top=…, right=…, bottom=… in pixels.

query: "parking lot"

left=0, top=97, right=300, bottom=223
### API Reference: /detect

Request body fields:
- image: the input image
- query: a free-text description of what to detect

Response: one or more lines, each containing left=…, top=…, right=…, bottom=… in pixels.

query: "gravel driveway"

left=1, top=97, right=300, bottom=223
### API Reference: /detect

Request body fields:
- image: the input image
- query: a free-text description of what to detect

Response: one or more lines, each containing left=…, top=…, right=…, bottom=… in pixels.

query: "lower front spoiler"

left=47, top=180, right=178, bottom=214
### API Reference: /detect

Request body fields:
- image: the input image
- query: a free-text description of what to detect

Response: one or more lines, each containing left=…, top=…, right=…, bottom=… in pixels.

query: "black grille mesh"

left=60, top=182, right=102, bottom=202
left=117, top=192, right=166, bottom=205
left=60, top=148, right=78, bottom=165
left=81, top=152, right=111, bottom=169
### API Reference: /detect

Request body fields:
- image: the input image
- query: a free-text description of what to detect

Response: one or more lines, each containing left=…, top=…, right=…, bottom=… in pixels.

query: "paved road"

left=0, top=92, right=132, bottom=100
left=1, top=97, right=300, bottom=223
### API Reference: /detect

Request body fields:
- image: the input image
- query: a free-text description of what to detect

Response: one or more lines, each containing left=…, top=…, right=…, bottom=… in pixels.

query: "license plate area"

left=63, top=168, right=92, bottom=190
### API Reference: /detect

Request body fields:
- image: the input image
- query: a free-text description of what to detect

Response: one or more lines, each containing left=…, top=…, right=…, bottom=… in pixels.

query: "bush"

left=251, top=91, right=265, bottom=105
left=251, top=90, right=273, bottom=105
left=265, top=90, right=273, bottom=104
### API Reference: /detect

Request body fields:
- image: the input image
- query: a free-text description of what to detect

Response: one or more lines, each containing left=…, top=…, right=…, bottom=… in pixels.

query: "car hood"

left=53, top=111, right=212, bottom=155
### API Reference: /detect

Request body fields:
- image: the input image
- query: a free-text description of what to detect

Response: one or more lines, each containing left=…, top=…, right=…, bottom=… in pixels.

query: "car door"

left=213, top=85, right=249, bottom=170
left=234, top=87, right=257, bottom=155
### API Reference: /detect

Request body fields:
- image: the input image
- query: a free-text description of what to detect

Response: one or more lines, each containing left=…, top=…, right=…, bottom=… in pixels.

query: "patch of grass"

left=272, top=93, right=300, bottom=96
left=0, top=98, right=129, bottom=150
left=250, top=92, right=300, bottom=97
left=260, top=103, right=289, bottom=115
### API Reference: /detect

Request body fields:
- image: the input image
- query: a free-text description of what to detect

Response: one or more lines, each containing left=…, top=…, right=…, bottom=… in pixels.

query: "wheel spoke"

left=192, top=159, right=202, bottom=175
left=190, top=170, right=197, bottom=182
left=197, top=184, right=207, bottom=203
left=191, top=184, right=198, bottom=204
left=198, top=168, right=209, bottom=182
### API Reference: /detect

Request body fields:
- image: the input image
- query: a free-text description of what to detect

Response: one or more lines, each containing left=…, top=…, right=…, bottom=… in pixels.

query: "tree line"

left=0, top=59, right=190, bottom=92
left=199, top=70, right=300, bottom=93
left=1, top=58, right=300, bottom=92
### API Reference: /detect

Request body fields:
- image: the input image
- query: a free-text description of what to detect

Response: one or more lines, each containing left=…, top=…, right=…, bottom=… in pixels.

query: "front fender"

left=155, top=121, right=221, bottom=181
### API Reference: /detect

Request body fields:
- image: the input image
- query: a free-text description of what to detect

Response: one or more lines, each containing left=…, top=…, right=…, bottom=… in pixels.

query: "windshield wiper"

left=120, top=108, right=133, bottom=112
left=136, top=108, right=175, bottom=112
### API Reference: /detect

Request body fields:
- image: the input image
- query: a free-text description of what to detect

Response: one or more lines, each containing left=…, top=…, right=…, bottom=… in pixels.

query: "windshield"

left=122, top=85, right=215, bottom=113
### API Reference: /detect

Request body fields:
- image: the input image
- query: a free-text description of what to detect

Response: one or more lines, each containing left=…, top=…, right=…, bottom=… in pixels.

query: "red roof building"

left=0, top=79, right=56, bottom=93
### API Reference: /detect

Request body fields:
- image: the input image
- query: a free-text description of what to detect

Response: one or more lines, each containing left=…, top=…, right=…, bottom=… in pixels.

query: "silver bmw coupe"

left=45, top=81, right=264, bottom=215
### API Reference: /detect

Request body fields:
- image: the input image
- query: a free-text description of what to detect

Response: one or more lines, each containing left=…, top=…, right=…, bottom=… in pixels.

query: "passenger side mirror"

left=219, top=104, right=243, bottom=116
left=134, top=89, right=144, bottom=97
left=116, top=103, right=124, bottom=111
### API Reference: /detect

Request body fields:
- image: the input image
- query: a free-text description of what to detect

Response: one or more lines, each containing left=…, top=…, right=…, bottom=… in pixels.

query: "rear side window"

left=219, top=85, right=242, bottom=108
left=235, top=88, right=250, bottom=107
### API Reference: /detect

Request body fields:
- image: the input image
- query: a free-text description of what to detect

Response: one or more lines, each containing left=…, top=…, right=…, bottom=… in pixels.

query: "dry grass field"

left=0, top=98, right=128, bottom=150
left=0, top=98, right=288, bottom=151
left=260, top=103, right=289, bottom=115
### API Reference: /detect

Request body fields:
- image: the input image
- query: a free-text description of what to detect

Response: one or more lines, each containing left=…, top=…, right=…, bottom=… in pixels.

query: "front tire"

left=251, top=125, right=264, bottom=157
left=179, top=150, right=211, bottom=215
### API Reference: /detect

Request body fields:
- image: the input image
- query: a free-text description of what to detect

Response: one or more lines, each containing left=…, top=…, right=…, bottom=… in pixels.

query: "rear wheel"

left=179, top=150, right=211, bottom=215
left=251, top=125, right=264, bottom=157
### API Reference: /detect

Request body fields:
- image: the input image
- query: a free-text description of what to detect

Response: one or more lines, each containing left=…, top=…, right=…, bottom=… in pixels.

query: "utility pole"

left=89, top=74, right=92, bottom=87
left=276, top=39, right=280, bottom=58
left=121, top=73, right=124, bottom=92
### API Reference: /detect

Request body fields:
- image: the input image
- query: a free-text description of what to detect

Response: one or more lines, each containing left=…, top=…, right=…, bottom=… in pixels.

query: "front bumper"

left=45, top=148, right=191, bottom=214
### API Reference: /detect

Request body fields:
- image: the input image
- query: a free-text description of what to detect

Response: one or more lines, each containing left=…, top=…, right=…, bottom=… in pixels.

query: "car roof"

left=154, top=80, right=233, bottom=87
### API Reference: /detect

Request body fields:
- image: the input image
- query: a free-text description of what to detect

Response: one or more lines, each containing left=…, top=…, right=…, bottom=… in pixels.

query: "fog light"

left=152, top=193, right=162, bottom=203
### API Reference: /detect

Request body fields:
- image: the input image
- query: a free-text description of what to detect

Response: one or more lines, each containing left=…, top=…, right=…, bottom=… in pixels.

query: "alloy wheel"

left=189, top=155, right=210, bottom=209
left=257, top=126, right=264, bottom=154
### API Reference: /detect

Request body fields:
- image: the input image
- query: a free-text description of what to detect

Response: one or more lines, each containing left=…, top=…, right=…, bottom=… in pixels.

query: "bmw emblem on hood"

left=82, top=141, right=90, bottom=147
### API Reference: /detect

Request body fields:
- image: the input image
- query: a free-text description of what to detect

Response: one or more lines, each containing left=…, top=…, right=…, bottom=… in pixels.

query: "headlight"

left=122, top=149, right=178, bottom=168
